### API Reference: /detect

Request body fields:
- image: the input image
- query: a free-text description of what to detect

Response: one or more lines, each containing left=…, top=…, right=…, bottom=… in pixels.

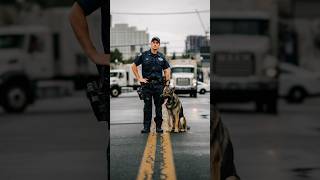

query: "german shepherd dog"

left=212, top=105, right=240, bottom=180
left=162, top=85, right=187, bottom=133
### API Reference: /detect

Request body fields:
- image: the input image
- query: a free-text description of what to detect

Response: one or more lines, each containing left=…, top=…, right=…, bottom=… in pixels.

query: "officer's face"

left=151, top=40, right=160, bottom=51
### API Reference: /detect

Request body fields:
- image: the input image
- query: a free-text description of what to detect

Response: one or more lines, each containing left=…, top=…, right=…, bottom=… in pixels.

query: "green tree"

left=125, top=57, right=135, bottom=64
left=111, top=48, right=123, bottom=64
left=172, top=52, right=176, bottom=60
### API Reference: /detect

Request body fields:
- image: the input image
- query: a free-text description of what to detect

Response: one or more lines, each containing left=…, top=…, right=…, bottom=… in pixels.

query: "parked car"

left=279, top=63, right=320, bottom=103
left=197, top=81, right=210, bottom=94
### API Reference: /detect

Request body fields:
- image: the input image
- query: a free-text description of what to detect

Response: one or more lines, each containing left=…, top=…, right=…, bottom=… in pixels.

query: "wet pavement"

left=1, top=91, right=319, bottom=180
left=218, top=97, right=320, bottom=180
left=0, top=93, right=107, bottom=180
left=110, top=92, right=210, bottom=180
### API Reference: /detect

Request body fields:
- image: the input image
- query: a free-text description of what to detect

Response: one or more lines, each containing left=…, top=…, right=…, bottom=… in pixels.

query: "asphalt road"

left=0, top=93, right=108, bottom=180
left=218, top=97, right=320, bottom=180
left=110, top=92, right=210, bottom=180
left=1, top=91, right=319, bottom=180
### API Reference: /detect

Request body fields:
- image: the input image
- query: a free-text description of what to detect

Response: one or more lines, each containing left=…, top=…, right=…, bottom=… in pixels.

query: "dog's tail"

left=179, top=106, right=190, bottom=130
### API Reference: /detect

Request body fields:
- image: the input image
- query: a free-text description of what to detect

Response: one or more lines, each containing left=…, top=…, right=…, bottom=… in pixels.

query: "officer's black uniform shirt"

left=134, top=50, right=170, bottom=80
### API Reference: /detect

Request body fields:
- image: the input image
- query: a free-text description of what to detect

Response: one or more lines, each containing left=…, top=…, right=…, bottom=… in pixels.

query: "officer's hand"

left=90, top=52, right=110, bottom=65
left=138, top=78, right=148, bottom=84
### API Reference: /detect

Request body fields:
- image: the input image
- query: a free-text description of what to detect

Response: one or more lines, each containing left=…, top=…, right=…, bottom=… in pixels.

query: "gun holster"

left=137, top=86, right=144, bottom=100
left=86, top=66, right=109, bottom=122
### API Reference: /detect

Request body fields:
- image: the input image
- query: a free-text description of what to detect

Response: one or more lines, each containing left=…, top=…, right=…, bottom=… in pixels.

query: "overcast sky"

left=111, top=0, right=210, bottom=54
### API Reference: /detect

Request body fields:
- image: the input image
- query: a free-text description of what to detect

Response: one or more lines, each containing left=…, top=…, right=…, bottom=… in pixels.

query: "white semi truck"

left=0, top=8, right=101, bottom=113
left=211, top=9, right=279, bottom=113
left=170, top=59, right=198, bottom=97
left=110, top=64, right=141, bottom=97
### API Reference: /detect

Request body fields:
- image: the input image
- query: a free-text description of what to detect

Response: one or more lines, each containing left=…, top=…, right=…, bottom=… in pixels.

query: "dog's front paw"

left=174, top=129, right=179, bottom=133
left=180, top=129, right=186, bottom=132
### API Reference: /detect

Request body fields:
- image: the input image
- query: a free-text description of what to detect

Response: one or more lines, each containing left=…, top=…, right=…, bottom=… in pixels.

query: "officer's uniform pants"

left=142, top=83, right=163, bottom=129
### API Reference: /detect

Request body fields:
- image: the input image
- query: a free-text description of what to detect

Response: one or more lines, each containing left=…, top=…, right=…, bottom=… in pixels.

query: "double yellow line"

left=136, top=133, right=157, bottom=180
left=160, top=133, right=177, bottom=180
left=136, top=133, right=177, bottom=180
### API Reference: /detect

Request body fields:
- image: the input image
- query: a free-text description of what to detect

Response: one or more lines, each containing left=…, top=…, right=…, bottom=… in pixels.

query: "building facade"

left=110, top=24, right=149, bottom=60
left=185, top=35, right=209, bottom=53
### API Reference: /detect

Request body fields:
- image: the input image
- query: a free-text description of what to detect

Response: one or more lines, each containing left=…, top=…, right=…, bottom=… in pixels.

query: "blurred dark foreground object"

left=86, top=66, right=109, bottom=122
left=211, top=105, right=240, bottom=180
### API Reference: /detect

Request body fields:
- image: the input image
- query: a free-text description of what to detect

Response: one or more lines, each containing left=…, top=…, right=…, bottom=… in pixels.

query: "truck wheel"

left=199, top=89, right=206, bottom=94
left=287, top=87, right=307, bottom=103
left=110, top=87, right=121, bottom=97
left=2, top=84, right=28, bottom=113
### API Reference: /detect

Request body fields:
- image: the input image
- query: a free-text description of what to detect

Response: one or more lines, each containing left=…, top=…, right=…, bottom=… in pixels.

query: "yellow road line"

left=136, top=133, right=157, bottom=180
left=160, top=133, right=177, bottom=180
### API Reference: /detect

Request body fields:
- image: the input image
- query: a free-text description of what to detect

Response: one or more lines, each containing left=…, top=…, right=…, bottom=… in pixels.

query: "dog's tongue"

left=163, top=98, right=168, bottom=104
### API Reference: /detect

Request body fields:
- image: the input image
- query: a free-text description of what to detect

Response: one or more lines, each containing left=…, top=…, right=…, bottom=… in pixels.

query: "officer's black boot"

left=141, top=120, right=151, bottom=133
left=141, top=119, right=151, bottom=133
left=141, top=128, right=150, bottom=133
left=155, top=118, right=163, bottom=133
left=156, top=126, right=163, bottom=133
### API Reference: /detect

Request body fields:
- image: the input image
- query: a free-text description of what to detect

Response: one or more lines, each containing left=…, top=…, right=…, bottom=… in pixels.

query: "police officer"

left=131, top=37, right=171, bottom=133
left=70, top=1, right=110, bottom=178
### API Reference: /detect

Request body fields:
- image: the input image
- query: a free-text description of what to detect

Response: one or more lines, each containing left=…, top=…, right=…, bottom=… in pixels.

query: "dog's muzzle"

left=160, top=94, right=170, bottom=105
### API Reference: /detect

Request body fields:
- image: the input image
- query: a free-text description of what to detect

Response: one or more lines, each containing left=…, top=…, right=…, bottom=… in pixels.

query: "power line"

left=111, top=9, right=209, bottom=15
left=195, top=9, right=209, bottom=36
left=111, top=42, right=169, bottom=48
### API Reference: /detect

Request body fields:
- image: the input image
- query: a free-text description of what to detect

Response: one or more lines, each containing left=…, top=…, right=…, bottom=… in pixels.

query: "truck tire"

left=2, top=84, right=28, bottom=113
left=110, top=86, right=121, bottom=97
left=199, top=89, right=206, bottom=94
left=287, top=87, right=307, bottom=103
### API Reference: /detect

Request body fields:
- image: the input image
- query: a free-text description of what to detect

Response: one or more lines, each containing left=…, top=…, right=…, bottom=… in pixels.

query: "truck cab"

left=170, top=59, right=198, bottom=97
left=110, top=65, right=141, bottom=97
left=0, top=26, right=53, bottom=112
left=0, top=8, right=101, bottom=113
left=110, top=69, right=126, bottom=97
left=211, top=11, right=279, bottom=113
